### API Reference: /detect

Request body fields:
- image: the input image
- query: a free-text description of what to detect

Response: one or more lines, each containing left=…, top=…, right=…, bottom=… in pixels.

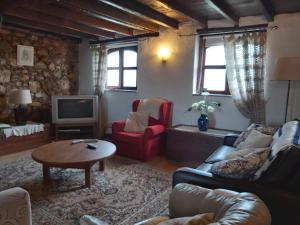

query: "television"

left=52, top=95, right=98, bottom=124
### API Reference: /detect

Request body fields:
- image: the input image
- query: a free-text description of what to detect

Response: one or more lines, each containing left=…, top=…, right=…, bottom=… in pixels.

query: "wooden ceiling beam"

left=205, top=0, right=239, bottom=25
left=97, top=0, right=178, bottom=29
left=0, top=0, right=21, bottom=13
left=259, top=0, right=275, bottom=21
left=20, top=0, right=133, bottom=36
left=54, top=0, right=159, bottom=32
left=157, top=0, right=207, bottom=27
left=2, top=15, right=98, bottom=42
left=5, top=7, right=116, bottom=38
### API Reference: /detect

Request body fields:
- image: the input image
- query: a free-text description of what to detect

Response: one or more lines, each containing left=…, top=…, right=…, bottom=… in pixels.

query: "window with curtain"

left=106, top=46, right=138, bottom=90
left=196, top=36, right=230, bottom=95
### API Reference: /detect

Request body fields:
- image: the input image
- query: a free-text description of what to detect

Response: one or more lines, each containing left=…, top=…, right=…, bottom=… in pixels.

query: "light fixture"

left=158, top=47, right=170, bottom=63
left=271, top=57, right=300, bottom=122
left=8, top=89, right=32, bottom=126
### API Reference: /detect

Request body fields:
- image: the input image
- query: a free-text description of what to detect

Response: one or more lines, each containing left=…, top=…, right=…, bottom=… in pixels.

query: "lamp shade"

left=9, top=89, right=32, bottom=105
left=272, top=57, right=300, bottom=81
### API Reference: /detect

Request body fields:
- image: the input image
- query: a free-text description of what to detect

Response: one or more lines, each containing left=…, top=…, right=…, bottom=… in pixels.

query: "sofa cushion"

left=196, top=163, right=213, bottom=172
left=205, top=146, right=236, bottom=164
left=210, top=148, right=270, bottom=179
left=225, top=147, right=268, bottom=160
left=236, top=129, right=272, bottom=150
left=113, top=131, right=144, bottom=144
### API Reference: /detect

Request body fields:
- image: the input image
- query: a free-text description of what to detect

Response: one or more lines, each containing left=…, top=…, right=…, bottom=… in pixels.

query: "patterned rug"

left=0, top=155, right=172, bottom=225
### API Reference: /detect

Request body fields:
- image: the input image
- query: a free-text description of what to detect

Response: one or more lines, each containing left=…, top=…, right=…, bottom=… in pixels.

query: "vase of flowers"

left=188, top=93, right=221, bottom=131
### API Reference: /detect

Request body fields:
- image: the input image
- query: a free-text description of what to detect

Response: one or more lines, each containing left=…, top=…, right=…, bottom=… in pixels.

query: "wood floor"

left=0, top=148, right=196, bottom=173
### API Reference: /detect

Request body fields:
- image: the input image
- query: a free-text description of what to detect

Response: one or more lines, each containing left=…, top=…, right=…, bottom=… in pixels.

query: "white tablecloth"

left=1, top=124, right=44, bottom=138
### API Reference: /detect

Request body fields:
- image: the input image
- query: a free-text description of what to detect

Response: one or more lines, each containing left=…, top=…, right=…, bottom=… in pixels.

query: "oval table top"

left=32, top=140, right=116, bottom=166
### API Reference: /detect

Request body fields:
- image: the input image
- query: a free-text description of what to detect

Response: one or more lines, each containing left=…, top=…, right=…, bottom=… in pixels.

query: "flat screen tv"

left=52, top=95, right=98, bottom=124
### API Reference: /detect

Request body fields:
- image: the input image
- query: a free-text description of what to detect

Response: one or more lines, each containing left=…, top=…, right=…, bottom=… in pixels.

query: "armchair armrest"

left=169, top=183, right=211, bottom=218
left=112, top=120, right=126, bottom=133
left=144, top=125, right=165, bottom=138
left=223, top=134, right=239, bottom=146
left=0, top=187, right=32, bottom=225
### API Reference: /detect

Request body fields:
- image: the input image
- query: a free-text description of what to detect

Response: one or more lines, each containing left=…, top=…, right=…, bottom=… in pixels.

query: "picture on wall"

left=17, top=45, right=34, bottom=66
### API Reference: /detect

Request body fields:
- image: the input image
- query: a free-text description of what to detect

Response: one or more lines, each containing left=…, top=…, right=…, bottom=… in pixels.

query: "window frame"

left=199, top=44, right=230, bottom=96
left=106, top=46, right=138, bottom=91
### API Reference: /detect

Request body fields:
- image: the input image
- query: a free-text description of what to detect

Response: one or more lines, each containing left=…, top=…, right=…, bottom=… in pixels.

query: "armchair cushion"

left=113, top=131, right=144, bottom=144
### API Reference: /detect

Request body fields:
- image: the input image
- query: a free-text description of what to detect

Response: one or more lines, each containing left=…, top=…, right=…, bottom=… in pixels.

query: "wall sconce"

left=158, top=47, right=170, bottom=63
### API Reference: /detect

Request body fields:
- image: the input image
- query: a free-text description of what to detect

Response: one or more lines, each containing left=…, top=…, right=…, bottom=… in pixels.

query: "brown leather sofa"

left=173, top=134, right=300, bottom=225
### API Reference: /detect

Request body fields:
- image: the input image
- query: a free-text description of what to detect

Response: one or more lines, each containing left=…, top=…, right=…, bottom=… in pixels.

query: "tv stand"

left=54, top=123, right=97, bottom=141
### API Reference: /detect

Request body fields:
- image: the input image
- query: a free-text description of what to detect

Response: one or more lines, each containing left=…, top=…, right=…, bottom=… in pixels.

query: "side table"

left=166, top=125, right=238, bottom=163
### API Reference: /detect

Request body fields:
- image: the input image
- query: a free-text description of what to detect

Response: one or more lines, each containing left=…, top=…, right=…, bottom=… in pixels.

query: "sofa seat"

left=196, top=163, right=212, bottom=171
left=205, top=145, right=235, bottom=163
left=113, top=131, right=144, bottom=144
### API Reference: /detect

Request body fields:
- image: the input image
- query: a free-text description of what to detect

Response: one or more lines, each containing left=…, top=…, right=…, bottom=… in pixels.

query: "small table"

left=32, top=140, right=116, bottom=187
left=166, top=125, right=238, bottom=163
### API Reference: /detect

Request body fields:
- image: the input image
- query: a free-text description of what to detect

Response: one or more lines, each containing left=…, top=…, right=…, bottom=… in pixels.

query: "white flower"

left=207, top=106, right=215, bottom=113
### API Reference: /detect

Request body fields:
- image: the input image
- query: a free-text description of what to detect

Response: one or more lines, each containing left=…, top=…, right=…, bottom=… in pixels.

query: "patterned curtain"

left=224, top=32, right=267, bottom=124
left=94, top=46, right=107, bottom=137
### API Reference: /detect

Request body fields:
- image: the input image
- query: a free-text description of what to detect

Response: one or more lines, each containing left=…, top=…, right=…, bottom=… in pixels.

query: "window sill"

left=193, top=93, right=232, bottom=97
left=105, top=89, right=137, bottom=93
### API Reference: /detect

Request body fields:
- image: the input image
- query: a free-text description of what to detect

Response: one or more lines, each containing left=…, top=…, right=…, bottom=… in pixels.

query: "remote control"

left=72, top=139, right=83, bottom=144
left=84, top=139, right=98, bottom=143
left=87, top=143, right=97, bottom=150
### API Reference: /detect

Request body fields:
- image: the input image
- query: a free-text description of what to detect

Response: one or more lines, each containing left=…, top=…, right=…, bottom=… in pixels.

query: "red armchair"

left=112, top=99, right=172, bottom=161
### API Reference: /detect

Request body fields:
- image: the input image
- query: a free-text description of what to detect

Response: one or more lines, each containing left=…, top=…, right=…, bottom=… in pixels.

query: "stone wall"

left=0, top=27, right=79, bottom=122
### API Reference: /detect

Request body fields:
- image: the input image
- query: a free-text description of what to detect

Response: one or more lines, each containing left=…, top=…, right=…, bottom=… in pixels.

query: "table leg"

left=43, top=165, right=50, bottom=183
left=85, top=166, right=92, bottom=188
left=99, top=160, right=104, bottom=171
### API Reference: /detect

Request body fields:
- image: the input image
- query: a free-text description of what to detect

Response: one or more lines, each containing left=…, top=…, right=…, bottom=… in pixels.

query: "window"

left=107, top=46, right=138, bottom=90
left=198, top=37, right=230, bottom=95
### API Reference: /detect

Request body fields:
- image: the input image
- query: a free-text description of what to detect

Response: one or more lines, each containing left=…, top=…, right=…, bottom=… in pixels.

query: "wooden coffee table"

left=32, top=140, right=116, bottom=187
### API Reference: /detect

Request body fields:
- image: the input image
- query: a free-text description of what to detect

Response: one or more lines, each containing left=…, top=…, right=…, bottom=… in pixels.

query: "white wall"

left=78, top=13, right=300, bottom=131
left=265, top=13, right=300, bottom=125
left=103, top=23, right=249, bottom=131
left=78, top=39, right=94, bottom=95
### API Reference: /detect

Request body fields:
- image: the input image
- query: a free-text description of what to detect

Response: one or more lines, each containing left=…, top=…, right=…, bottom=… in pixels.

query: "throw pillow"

left=225, top=147, right=267, bottom=160
left=233, top=123, right=277, bottom=147
left=124, top=111, right=150, bottom=133
left=210, top=148, right=270, bottom=179
left=236, top=129, right=272, bottom=150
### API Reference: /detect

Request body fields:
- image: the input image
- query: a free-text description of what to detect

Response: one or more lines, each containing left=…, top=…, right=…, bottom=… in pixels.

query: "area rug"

left=0, top=155, right=172, bottom=225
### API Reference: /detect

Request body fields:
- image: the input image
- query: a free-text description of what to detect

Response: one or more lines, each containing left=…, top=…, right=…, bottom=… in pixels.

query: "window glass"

left=107, top=69, right=119, bottom=87
left=107, top=50, right=119, bottom=67
left=123, top=70, right=137, bottom=87
left=203, top=69, right=226, bottom=91
left=124, top=50, right=137, bottom=67
left=205, top=45, right=226, bottom=66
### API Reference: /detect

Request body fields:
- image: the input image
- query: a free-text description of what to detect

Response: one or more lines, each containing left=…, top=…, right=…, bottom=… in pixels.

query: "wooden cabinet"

left=166, top=125, right=237, bottom=163
left=54, top=123, right=97, bottom=140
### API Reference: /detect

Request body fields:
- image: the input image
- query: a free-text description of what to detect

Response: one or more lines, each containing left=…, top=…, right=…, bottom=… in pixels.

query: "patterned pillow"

left=233, top=124, right=277, bottom=147
left=210, top=148, right=270, bottom=179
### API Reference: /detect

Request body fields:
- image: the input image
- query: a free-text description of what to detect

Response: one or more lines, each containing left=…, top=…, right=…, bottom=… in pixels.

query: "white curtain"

left=94, top=46, right=107, bottom=137
left=224, top=32, right=267, bottom=124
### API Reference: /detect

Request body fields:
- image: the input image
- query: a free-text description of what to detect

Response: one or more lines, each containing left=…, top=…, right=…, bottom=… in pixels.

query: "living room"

left=1, top=0, right=300, bottom=225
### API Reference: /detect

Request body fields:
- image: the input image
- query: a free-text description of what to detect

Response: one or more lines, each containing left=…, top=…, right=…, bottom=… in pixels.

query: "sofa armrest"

left=169, top=183, right=211, bottom=218
left=112, top=120, right=126, bottom=134
left=144, top=125, right=165, bottom=138
left=0, top=187, right=32, bottom=225
left=223, top=134, right=239, bottom=146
